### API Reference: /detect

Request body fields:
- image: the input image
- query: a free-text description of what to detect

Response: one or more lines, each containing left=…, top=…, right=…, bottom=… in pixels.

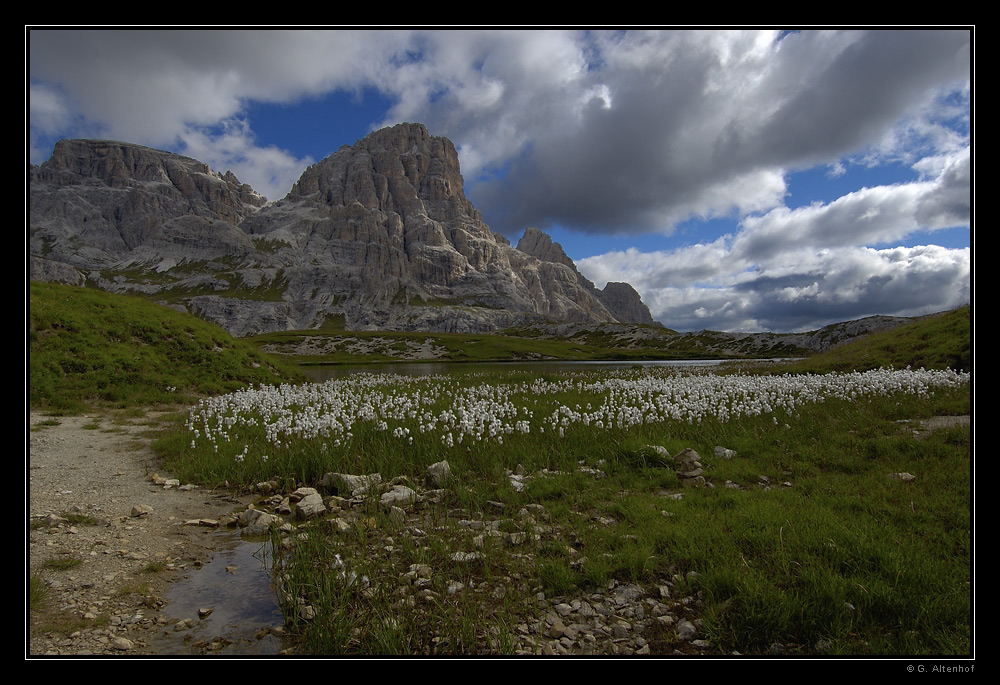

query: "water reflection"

left=151, top=537, right=285, bottom=656
left=300, top=358, right=792, bottom=383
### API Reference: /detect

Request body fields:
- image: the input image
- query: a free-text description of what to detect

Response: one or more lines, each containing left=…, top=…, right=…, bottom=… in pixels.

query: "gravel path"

left=27, top=411, right=257, bottom=656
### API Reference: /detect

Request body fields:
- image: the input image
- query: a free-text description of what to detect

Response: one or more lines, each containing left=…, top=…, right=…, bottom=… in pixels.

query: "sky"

left=27, top=28, right=972, bottom=333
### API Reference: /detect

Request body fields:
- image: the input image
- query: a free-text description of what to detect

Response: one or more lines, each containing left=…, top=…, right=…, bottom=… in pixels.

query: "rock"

left=713, top=446, right=737, bottom=459
left=289, top=487, right=319, bottom=501
left=295, top=493, right=327, bottom=520
left=386, top=506, right=406, bottom=527
left=322, top=472, right=382, bottom=497
left=426, top=460, right=452, bottom=488
left=676, top=619, right=698, bottom=641
left=675, top=448, right=701, bottom=466
left=129, top=505, right=153, bottom=518
left=642, top=445, right=671, bottom=461
left=111, top=637, right=134, bottom=651
left=380, top=485, right=417, bottom=507
left=889, top=472, right=917, bottom=482
left=237, top=508, right=283, bottom=536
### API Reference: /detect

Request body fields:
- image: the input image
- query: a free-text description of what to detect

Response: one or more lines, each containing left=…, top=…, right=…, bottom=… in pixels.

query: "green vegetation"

left=238, top=377, right=968, bottom=655
left=779, top=306, right=971, bottom=375
left=141, top=561, right=168, bottom=574
left=28, top=577, right=48, bottom=612
left=28, top=281, right=301, bottom=413
left=28, top=280, right=972, bottom=655
left=43, top=556, right=83, bottom=571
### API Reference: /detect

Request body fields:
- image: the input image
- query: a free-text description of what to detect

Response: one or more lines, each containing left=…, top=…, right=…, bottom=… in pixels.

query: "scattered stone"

left=129, top=505, right=153, bottom=518
left=426, top=460, right=452, bottom=488
left=889, top=472, right=916, bottom=482
left=255, top=480, right=280, bottom=494
left=380, top=485, right=417, bottom=507
left=713, top=446, right=737, bottom=459
left=295, top=492, right=327, bottom=520
left=321, top=472, right=382, bottom=497
left=173, top=618, right=197, bottom=631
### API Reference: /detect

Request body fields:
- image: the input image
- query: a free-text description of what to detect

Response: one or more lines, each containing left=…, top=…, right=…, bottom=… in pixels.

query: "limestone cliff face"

left=516, top=227, right=656, bottom=325
left=29, top=124, right=656, bottom=336
left=30, top=139, right=266, bottom=270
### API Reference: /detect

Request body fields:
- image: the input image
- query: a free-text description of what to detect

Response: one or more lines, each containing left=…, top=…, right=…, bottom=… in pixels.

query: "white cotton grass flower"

left=183, top=367, right=969, bottom=462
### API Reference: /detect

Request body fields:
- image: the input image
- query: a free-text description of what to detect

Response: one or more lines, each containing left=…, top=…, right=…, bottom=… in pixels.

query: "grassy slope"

left=779, top=306, right=971, bottom=374
left=28, top=281, right=301, bottom=413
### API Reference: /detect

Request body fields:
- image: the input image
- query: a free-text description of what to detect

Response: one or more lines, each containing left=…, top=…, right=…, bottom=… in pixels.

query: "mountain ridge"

left=29, top=124, right=657, bottom=336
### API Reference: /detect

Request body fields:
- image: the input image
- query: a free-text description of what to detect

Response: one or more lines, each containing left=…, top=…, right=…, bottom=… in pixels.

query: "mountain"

left=29, top=124, right=656, bottom=336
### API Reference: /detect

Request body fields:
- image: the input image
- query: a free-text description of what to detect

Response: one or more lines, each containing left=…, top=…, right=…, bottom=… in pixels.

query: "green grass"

left=157, top=364, right=969, bottom=655
left=29, top=275, right=971, bottom=655
left=28, top=577, right=48, bottom=612
left=780, top=306, right=971, bottom=374
left=43, top=556, right=83, bottom=571
left=28, top=280, right=302, bottom=412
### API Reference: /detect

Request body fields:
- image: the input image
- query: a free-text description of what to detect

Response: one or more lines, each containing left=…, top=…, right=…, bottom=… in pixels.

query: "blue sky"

left=28, top=28, right=971, bottom=332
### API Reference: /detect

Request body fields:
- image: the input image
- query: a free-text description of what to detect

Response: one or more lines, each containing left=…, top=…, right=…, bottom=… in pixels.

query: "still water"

left=299, top=358, right=784, bottom=383
left=150, top=536, right=286, bottom=655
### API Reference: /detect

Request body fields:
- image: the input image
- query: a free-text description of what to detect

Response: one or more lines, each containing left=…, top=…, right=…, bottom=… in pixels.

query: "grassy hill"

left=778, top=306, right=971, bottom=375
left=28, top=281, right=301, bottom=413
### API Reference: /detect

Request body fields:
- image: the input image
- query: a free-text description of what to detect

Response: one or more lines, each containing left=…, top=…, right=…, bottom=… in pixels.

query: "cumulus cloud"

left=579, top=238, right=970, bottom=333
left=28, top=28, right=971, bottom=331
left=29, top=29, right=969, bottom=227
left=28, top=29, right=411, bottom=194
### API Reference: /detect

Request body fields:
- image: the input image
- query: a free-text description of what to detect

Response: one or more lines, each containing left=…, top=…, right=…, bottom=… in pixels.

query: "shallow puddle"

left=150, top=535, right=288, bottom=655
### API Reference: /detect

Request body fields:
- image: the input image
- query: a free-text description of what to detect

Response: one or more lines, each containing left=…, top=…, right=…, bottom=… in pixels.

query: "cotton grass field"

left=158, top=362, right=971, bottom=655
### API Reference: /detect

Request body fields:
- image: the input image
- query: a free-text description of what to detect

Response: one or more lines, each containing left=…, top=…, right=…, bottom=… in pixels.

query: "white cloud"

left=29, top=29, right=969, bottom=233
left=28, top=28, right=971, bottom=332
left=178, top=119, right=314, bottom=201
left=580, top=241, right=969, bottom=332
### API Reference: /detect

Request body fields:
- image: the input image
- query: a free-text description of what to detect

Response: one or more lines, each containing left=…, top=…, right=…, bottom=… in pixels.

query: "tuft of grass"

left=30, top=418, right=62, bottom=431
left=61, top=512, right=99, bottom=526
left=43, top=556, right=83, bottom=571
left=28, top=576, right=48, bottom=611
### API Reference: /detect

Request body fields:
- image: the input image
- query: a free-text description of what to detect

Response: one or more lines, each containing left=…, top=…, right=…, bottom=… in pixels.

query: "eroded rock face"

left=516, top=227, right=656, bottom=325
left=29, top=124, right=656, bottom=335
left=30, top=139, right=266, bottom=268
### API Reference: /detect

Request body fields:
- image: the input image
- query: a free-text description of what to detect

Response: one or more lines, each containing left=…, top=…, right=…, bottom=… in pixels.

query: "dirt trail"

left=27, top=411, right=255, bottom=656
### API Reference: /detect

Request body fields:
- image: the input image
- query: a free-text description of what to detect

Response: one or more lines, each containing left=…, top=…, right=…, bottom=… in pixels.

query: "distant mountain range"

left=29, top=123, right=657, bottom=336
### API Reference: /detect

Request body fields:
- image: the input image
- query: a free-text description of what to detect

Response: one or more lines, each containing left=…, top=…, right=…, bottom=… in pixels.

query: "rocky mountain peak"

left=30, top=125, right=658, bottom=336
left=516, top=227, right=576, bottom=270
left=286, top=122, right=482, bottom=229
